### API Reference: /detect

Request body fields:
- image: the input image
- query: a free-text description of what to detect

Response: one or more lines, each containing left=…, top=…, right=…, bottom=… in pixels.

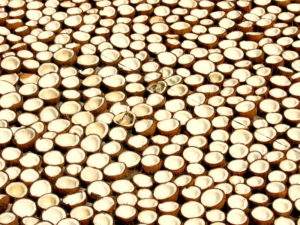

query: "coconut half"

left=55, top=176, right=80, bottom=195
left=30, top=179, right=52, bottom=198
left=12, top=198, right=36, bottom=218
left=115, top=205, right=137, bottom=222
left=93, top=213, right=114, bottom=225
left=201, top=189, right=225, bottom=209
left=42, top=206, right=67, bottom=225
left=37, top=193, right=60, bottom=210
left=158, top=215, right=181, bottom=225
left=5, top=182, right=27, bottom=199
left=154, top=182, right=178, bottom=202
left=251, top=206, right=274, bottom=224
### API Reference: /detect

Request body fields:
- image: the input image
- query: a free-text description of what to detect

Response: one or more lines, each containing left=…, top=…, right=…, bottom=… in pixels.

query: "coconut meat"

left=181, top=201, right=204, bottom=218
left=38, top=194, right=59, bottom=209
left=154, top=182, right=176, bottom=200
left=104, top=162, right=125, bottom=177
left=20, top=152, right=39, bottom=167
left=251, top=206, right=273, bottom=221
left=165, top=156, right=184, bottom=170
left=88, top=181, right=110, bottom=197
left=0, top=128, right=13, bottom=143
left=0, top=213, right=16, bottom=224
left=56, top=176, right=79, bottom=189
left=6, top=182, right=27, bottom=198
left=116, top=205, right=136, bottom=219
left=158, top=215, right=180, bottom=225
left=71, top=206, right=93, bottom=220
left=86, top=153, right=109, bottom=169
left=157, top=119, right=179, bottom=132
left=134, top=119, right=153, bottom=132
left=128, top=135, right=148, bottom=148
left=30, top=180, right=51, bottom=197
left=93, top=197, right=114, bottom=212
left=111, top=180, right=134, bottom=194
left=13, top=199, right=36, bottom=217
left=42, top=207, right=66, bottom=224
left=201, top=189, right=223, bottom=207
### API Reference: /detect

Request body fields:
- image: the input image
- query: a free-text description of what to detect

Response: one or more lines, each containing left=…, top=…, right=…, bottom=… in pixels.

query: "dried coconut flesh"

left=1, top=0, right=300, bottom=224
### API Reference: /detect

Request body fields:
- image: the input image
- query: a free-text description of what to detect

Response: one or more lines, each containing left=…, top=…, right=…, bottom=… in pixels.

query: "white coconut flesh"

left=227, top=209, right=248, bottom=225
left=142, top=155, right=160, bottom=167
left=201, top=189, right=224, bottom=207
left=14, top=128, right=35, bottom=145
left=1, top=56, right=20, bottom=71
left=111, top=180, right=134, bottom=193
left=137, top=195, right=155, bottom=205
left=87, top=181, right=110, bottom=197
left=138, top=210, right=157, bottom=224
left=273, top=198, right=292, bottom=213
left=128, top=135, right=148, bottom=148
left=154, top=170, right=173, bottom=184
left=174, top=175, right=192, bottom=187
left=228, top=160, right=248, bottom=173
left=2, top=147, right=21, bottom=161
left=20, top=169, right=39, bottom=183
left=251, top=206, right=273, bottom=221
left=38, top=194, right=59, bottom=209
left=209, top=168, right=228, bottom=183
left=228, top=195, right=248, bottom=209
left=12, top=199, right=36, bottom=217
left=30, top=180, right=52, bottom=197
left=162, top=144, right=181, bottom=155
left=118, top=151, right=141, bottom=167
left=181, top=201, right=205, bottom=218
left=134, top=119, right=153, bottom=132
left=164, top=156, right=184, bottom=170
left=43, top=151, right=64, bottom=166
left=57, top=218, right=80, bottom=225
left=0, top=128, right=12, bottom=146
left=6, top=182, right=27, bottom=198
left=117, top=193, right=137, bottom=206
left=81, top=74, right=101, bottom=86
left=63, top=192, right=86, bottom=206
left=80, top=135, right=101, bottom=152
left=56, top=176, right=79, bottom=189
left=93, top=197, right=115, bottom=212
left=195, top=176, right=213, bottom=190
left=102, top=141, right=121, bottom=155
left=247, top=177, right=264, bottom=188
left=93, top=213, right=113, bottom=225
left=154, top=182, right=177, bottom=200
left=204, top=152, right=224, bottom=164
left=104, top=162, right=126, bottom=177
left=60, top=102, right=81, bottom=115
left=155, top=110, right=172, bottom=121
left=182, top=186, right=201, bottom=199
left=288, top=185, right=300, bottom=201
left=158, top=215, right=181, bottom=225
left=133, top=174, right=152, bottom=187
left=115, top=205, right=136, bottom=219
left=80, top=167, right=103, bottom=182
left=206, top=209, right=225, bottom=222
left=109, top=127, right=127, bottom=141
left=86, top=122, right=108, bottom=138
left=157, top=119, right=179, bottom=132
left=0, top=213, right=16, bottom=224
left=42, top=207, right=67, bottom=224
left=70, top=206, right=93, bottom=220
left=19, top=152, right=40, bottom=167
left=86, top=153, right=109, bottom=169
